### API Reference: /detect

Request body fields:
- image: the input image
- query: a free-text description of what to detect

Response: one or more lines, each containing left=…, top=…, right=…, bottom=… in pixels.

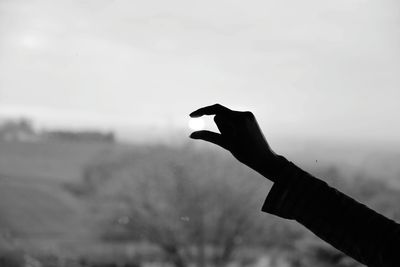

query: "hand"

left=189, top=104, right=287, bottom=182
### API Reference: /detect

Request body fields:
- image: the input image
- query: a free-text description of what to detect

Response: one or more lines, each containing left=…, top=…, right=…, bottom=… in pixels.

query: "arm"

left=189, top=104, right=400, bottom=267
left=263, top=158, right=400, bottom=267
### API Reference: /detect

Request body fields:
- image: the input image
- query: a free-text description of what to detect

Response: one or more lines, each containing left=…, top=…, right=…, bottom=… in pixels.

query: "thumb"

left=190, top=130, right=228, bottom=150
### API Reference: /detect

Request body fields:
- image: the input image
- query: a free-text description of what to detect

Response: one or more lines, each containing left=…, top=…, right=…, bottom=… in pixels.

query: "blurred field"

left=275, top=138, right=400, bottom=188
left=0, top=140, right=119, bottom=183
left=0, top=140, right=129, bottom=245
left=0, top=138, right=399, bottom=266
left=0, top=181, right=85, bottom=236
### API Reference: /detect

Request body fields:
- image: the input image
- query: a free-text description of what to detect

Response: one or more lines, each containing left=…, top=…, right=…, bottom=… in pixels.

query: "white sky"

left=0, top=0, right=400, bottom=143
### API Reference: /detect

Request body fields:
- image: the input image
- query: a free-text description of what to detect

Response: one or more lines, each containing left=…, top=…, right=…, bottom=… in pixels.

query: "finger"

left=189, top=130, right=228, bottom=150
left=190, top=104, right=231, bottom=118
left=214, top=115, right=235, bottom=134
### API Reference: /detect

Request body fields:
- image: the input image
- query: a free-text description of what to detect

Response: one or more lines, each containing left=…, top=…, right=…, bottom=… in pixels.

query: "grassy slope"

left=276, top=139, right=400, bottom=188
left=0, top=140, right=117, bottom=183
left=0, top=181, right=86, bottom=237
left=0, top=140, right=128, bottom=241
left=1, top=138, right=399, bottom=243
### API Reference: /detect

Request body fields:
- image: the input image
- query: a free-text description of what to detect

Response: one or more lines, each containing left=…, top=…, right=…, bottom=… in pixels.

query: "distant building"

left=0, top=119, right=39, bottom=142
left=43, top=130, right=115, bottom=143
left=0, top=118, right=116, bottom=143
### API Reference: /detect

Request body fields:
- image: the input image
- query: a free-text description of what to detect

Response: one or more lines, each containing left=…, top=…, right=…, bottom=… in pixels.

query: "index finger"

left=190, top=104, right=232, bottom=118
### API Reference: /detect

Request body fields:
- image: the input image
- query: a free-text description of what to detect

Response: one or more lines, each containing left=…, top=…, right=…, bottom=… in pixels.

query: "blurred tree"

left=0, top=118, right=37, bottom=142
left=78, top=145, right=400, bottom=266
left=80, top=145, right=304, bottom=267
left=111, top=151, right=263, bottom=267
left=289, top=238, right=364, bottom=267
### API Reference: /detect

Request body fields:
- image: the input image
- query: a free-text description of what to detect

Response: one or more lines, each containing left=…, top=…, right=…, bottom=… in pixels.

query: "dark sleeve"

left=262, top=160, right=400, bottom=267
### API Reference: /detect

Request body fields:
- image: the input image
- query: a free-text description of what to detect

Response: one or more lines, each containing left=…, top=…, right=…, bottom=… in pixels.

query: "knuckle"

left=243, top=111, right=254, bottom=118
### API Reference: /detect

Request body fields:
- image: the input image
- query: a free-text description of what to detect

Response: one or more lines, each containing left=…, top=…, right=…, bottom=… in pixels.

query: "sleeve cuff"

left=261, top=161, right=327, bottom=220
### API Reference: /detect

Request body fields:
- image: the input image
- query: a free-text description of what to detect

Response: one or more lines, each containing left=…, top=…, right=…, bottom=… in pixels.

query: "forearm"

left=262, top=159, right=400, bottom=267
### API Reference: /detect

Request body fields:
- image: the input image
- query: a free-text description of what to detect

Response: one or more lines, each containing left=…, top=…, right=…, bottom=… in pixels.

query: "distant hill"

left=0, top=140, right=120, bottom=183
left=0, top=140, right=129, bottom=242
left=275, top=139, right=400, bottom=189
left=0, top=180, right=88, bottom=238
left=0, top=137, right=399, bottom=246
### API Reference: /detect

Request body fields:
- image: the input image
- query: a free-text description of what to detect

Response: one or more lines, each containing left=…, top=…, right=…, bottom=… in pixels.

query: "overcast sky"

left=0, top=0, right=399, bottom=143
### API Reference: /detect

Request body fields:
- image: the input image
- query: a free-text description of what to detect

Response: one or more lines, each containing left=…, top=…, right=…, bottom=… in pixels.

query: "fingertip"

left=189, top=111, right=201, bottom=118
left=190, top=130, right=210, bottom=140
left=189, top=132, right=198, bottom=139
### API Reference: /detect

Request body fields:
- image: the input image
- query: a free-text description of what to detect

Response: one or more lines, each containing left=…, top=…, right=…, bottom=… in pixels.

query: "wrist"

left=271, top=155, right=290, bottom=178
left=257, top=155, right=290, bottom=182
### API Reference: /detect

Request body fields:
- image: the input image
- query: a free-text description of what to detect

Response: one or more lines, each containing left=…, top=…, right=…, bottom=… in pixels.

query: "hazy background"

left=1, top=0, right=400, bottom=143
left=1, top=1, right=400, bottom=267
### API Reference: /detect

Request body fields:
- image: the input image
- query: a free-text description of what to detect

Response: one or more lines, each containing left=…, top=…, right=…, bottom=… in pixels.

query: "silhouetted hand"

left=189, top=104, right=287, bottom=182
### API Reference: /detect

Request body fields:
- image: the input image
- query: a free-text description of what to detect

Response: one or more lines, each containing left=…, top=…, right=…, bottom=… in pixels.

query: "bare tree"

left=84, top=146, right=283, bottom=266
left=120, top=152, right=263, bottom=267
left=78, top=145, right=304, bottom=266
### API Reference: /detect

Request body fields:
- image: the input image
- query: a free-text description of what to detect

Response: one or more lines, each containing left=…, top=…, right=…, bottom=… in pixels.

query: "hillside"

left=0, top=180, right=87, bottom=237
left=0, top=139, right=130, bottom=243
left=0, top=140, right=121, bottom=183
left=274, top=138, right=400, bottom=188
left=0, top=138, right=399, bottom=265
